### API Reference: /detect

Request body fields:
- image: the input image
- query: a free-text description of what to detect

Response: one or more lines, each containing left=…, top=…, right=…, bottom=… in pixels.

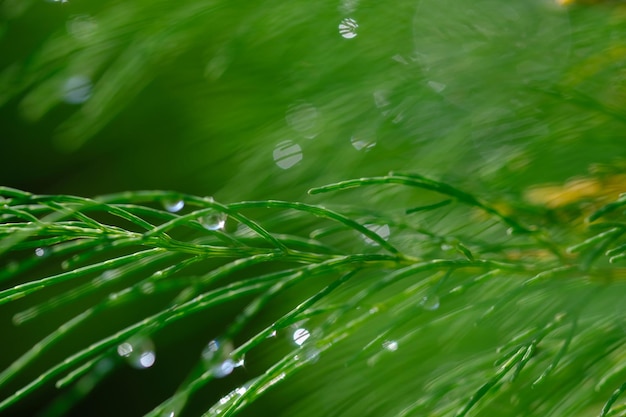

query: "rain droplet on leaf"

left=383, top=340, right=399, bottom=352
left=421, top=295, right=440, bottom=311
left=362, top=224, right=390, bottom=245
left=199, top=211, right=227, bottom=231
left=273, top=140, right=303, bottom=169
left=202, top=339, right=239, bottom=378
left=62, top=75, right=92, bottom=104
left=163, top=198, right=184, bottom=213
left=293, top=328, right=311, bottom=346
left=339, top=18, right=358, bottom=39
left=117, top=337, right=156, bottom=369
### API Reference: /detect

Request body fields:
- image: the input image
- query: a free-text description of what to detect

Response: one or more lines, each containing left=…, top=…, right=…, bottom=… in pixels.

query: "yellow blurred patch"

left=502, top=248, right=560, bottom=262
left=525, top=175, right=626, bottom=209
left=557, top=0, right=622, bottom=4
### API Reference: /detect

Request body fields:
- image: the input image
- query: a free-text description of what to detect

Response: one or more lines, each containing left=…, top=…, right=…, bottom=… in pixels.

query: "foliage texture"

left=2, top=175, right=626, bottom=416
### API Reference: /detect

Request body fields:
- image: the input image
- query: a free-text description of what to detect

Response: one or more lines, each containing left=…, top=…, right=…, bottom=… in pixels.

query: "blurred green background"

left=3, top=0, right=625, bottom=202
left=3, top=0, right=626, bottom=416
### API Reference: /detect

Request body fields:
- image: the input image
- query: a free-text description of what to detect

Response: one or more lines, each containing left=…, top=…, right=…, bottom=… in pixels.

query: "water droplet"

left=199, top=211, right=227, bottom=231
left=351, top=135, right=376, bottom=151
left=427, top=80, right=447, bottom=93
left=163, top=198, right=184, bottom=213
left=140, top=282, right=156, bottom=294
left=421, top=295, right=440, bottom=311
left=339, top=18, right=358, bottom=39
left=62, top=75, right=92, bottom=104
left=213, top=359, right=236, bottom=378
left=268, top=330, right=277, bottom=338
left=162, top=198, right=185, bottom=213
left=392, top=54, right=408, bottom=65
left=202, top=339, right=239, bottom=378
left=339, top=0, right=359, bottom=14
left=117, top=337, right=156, bottom=369
left=292, top=328, right=310, bottom=346
left=273, top=140, right=303, bottom=169
left=34, top=247, right=47, bottom=257
left=202, top=339, right=231, bottom=361
left=373, top=90, right=389, bottom=108
left=61, top=260, right=70, bottom=270
left=383, top=340, right=399, bottom=352
left=66, top=14, right=98, bottom=41
left=286, top=102, right=320, bottom=138
left=93, top=269, right=120, bottom=286
left=362, top=224, right=390, bottom=245
left=440, top=243, right=454, bottom=252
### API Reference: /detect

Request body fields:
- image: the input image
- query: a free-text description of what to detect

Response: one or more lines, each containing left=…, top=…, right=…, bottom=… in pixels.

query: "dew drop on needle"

left=117, top=337, right=156, bottom=369
left=199, top=211, right=227, bottom=231
left=163, top=198, right=184, bottom=213
left=339, top=18, right=358, bottom=39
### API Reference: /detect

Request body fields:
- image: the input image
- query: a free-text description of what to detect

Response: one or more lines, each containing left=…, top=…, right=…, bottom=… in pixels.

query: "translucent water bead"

left=117, top=337, right=156, bottom=369
left=202, top=339, right=241, bottom=378
left=198, top=211, right=227, bottom=231
left=292, top=328, right=311, bottom=346
left=273, top=140, right=303, bottom=169
left=382, top=340, right=399, bottom=352
left=421, top=295, right=440, bottom=311
left=162, top=198, right=184, bottom=213
left=339, top=18, right=358, bottom=39
left=62, top=75, right=92, bottom=104
left=362, top=224, right=390, bottom=245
